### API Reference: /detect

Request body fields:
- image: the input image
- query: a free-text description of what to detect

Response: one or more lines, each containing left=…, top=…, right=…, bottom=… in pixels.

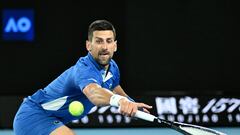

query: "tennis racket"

left=134, top=110, right=227, bottom=135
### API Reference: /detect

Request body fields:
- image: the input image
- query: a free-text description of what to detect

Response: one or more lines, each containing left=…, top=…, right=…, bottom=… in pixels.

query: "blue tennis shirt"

left=27, top=53, right=120, bottom=124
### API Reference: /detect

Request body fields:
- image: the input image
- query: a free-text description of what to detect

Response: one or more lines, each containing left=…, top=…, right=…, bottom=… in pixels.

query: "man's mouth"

left=99, top=52, right=110, bottom=56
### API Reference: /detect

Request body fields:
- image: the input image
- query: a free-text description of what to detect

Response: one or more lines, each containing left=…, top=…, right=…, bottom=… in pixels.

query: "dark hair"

left=88, top=20, right=116, bottom=41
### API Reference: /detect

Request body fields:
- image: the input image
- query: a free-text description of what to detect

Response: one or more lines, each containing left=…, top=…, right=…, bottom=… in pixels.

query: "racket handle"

left=135, top=110, right=156, bottom=122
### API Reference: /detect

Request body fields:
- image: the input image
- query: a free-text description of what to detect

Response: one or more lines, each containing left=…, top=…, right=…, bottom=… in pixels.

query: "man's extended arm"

left=83, top=83, right=113, bottom=106
left=83, top=83, right=152, bottom=117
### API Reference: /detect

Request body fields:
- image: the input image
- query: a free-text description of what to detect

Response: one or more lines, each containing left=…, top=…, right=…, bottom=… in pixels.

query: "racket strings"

left=180, top=126, right=225, bottom=135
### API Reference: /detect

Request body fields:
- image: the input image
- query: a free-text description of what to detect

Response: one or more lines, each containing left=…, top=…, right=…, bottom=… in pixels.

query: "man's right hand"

left=118, top=98, right=152, bottom=117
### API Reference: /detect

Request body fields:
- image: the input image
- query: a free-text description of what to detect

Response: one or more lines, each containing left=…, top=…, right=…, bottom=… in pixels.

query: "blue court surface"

left=0, top=127, right=239, bottom=135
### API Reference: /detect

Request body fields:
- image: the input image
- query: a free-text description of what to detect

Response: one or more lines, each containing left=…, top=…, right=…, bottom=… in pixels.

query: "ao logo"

left=4, top=17, right=32, bottom=33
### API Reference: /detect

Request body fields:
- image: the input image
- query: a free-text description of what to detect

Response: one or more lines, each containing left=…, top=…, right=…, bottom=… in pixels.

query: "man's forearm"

left=84, top=86, right=114, bottom=106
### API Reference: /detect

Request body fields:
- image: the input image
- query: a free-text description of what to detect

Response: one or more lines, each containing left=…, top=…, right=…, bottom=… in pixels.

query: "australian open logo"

left=2, top=9, right=34, bottom=41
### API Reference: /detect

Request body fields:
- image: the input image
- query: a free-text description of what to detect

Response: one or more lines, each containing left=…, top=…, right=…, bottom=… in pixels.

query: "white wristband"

left=110, top=94, right=127, bottom=107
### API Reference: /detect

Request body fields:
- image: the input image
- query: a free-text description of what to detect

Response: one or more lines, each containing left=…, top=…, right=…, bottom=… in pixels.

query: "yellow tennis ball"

left=68, top=101, right=84, bottom=116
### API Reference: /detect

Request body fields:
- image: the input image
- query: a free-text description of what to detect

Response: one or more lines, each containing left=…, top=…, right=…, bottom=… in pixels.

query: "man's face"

left=86, top=30, right=117, bottom=67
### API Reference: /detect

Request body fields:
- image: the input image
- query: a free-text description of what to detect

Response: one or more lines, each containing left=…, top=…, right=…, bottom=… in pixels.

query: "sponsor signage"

left=69, top=96, right=240, bottom=128
left=2, top=9, right=34, bottom=41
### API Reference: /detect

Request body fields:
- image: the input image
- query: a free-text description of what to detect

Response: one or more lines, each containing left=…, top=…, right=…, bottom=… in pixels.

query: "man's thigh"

left=50, top=125, right=75, bottom=135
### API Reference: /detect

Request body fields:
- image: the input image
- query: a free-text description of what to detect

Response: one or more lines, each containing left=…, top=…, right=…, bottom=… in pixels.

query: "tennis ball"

left=69, top=101, right=84, bottom=116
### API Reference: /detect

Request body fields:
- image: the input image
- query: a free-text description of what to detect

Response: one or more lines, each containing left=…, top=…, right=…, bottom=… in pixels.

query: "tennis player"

left=13, top=20, right=152, bottom=135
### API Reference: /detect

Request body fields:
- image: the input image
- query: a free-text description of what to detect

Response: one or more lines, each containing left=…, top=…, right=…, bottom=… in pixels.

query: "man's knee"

left=50, top=125, right=75, bottom=135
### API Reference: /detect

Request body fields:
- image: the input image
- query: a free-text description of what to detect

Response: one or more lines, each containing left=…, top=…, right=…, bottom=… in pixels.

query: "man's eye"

left=107, top=40, right=113, bottom=43
left=96, top=40, right=102, bottom=43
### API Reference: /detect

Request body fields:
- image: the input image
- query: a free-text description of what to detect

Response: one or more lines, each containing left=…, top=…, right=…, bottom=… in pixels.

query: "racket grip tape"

left=134, top=110, right=156, bottom=122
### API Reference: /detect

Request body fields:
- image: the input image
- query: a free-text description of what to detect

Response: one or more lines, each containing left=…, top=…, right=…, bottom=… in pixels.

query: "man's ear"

left=114, top=40, right=117, bottom=52
left=86, top=40, right=91, bottom=51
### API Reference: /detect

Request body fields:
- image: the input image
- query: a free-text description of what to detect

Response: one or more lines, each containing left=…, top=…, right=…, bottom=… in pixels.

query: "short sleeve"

left=74, top=67, right=102, bottom=91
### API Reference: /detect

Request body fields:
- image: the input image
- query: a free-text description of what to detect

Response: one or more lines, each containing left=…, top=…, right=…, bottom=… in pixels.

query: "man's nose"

left=101, top=43, right=107, bottom=50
